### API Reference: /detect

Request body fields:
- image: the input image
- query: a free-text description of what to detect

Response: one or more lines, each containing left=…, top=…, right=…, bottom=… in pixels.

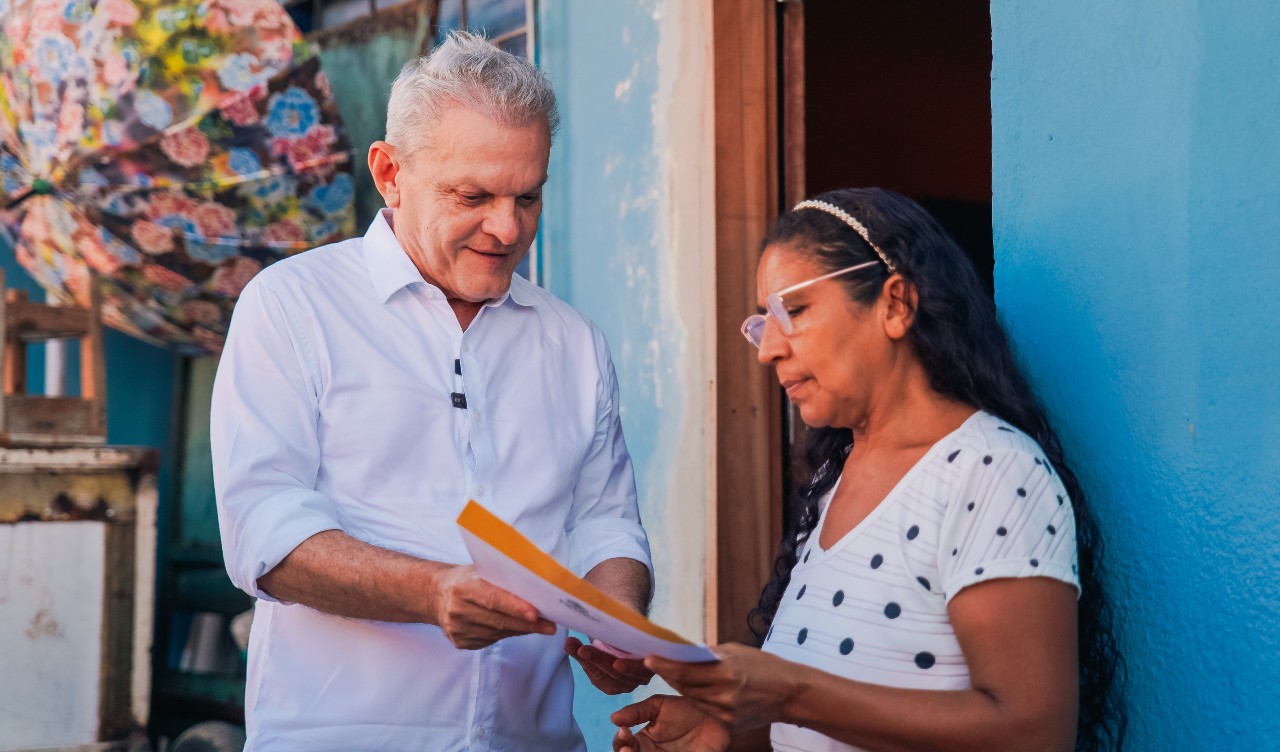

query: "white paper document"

left=457, top=500, right=718, bottom=663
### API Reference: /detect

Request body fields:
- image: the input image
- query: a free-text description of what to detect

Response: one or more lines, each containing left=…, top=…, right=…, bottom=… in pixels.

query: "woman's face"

left=755, top=242, right=890, bottom=429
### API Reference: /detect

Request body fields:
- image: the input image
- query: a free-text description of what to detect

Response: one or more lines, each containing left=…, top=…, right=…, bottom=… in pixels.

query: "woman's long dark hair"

left=746, top=188, right=1125, bottom=751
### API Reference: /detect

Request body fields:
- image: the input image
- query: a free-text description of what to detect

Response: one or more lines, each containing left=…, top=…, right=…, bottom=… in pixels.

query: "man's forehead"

left=434, top=171, right=549, bottom=196
left=420, top=106, right=551, bottom=151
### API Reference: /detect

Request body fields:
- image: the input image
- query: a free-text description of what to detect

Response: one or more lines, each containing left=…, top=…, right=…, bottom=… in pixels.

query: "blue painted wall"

left=992, top=1, right=1280, bottom=747
left=538, top=2, right=688, bottom=749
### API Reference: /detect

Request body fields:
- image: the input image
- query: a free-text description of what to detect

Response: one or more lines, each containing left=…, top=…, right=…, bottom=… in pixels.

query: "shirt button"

left=476, top=485, right=486, bottom=497
left=476, top=727, right=489, bottom=738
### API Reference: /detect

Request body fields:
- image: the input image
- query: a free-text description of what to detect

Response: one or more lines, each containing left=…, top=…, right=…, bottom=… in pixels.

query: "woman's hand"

left=565, top=636, right=654, bottom=695
left=644, top=643, right=801, bottom=733
left=612, top=695, right=731, bottom=752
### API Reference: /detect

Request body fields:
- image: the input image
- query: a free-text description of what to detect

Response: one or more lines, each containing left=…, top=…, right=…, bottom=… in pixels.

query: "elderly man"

left=211, top=32, right=653, bottom=750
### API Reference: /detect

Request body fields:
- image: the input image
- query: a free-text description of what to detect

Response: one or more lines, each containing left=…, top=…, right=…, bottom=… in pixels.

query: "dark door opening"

left=801, top=0, right=994, bottom=293
left=775, top=0, right=996, bottom=553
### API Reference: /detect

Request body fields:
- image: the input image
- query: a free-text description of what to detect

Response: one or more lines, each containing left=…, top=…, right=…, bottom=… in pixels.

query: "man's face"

left=380, top=106, right=550, bottom=303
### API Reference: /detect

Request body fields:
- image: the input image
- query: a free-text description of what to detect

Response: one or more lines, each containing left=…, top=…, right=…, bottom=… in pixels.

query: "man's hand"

left=572, top=557, right=654, bottom=693
left=564, top=636, right=654, bottom=694
left=431, top=564, right=556, bottom=649
left=611, top=695, right=730, bottom=752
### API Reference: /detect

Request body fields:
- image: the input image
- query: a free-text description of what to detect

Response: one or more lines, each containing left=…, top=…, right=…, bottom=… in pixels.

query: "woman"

left=613, top=189, right=1123, bottom=752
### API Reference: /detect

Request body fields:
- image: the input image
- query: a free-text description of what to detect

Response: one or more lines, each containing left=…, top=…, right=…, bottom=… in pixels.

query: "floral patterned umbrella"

left=0, top=0, right=355, bottom=355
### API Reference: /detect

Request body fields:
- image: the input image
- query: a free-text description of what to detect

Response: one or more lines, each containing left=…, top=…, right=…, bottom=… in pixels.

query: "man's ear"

left=368, top=141, right=401, bottom=208
left=881, top=275, right=918, bottom=340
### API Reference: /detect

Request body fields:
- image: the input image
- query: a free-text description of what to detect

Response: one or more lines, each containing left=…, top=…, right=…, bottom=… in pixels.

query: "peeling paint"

left=26, top=606, right=64, bottom=640
left=0, top=466, right=138, bottom=524
left=615, top=61, right=641, bottom=102
left=539, top=1, right=715, bottom=745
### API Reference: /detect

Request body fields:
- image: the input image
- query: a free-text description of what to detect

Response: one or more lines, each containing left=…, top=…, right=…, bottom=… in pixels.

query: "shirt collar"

left=363, top=209, right=425, bottom=304
left=504, top=273, right=540, bottom=308
left=362, top=209, right=540, bottom=308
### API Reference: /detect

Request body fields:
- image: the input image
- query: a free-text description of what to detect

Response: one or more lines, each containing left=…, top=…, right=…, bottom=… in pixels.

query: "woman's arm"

left=647, top=577, right=1078, bottom=752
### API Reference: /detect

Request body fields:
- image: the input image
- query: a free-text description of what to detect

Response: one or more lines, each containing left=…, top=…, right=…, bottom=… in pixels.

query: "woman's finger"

left=648, top=668, right=711, bottom=697
left=611, top=695, right=664, bottom=727
left=645, top=654, right=715, bottom=681
left=613, top=725, right=638, bottom=752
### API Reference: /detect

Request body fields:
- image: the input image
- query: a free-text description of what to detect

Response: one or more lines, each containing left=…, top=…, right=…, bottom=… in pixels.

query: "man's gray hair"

left=386, top=30, right=559, bottom=160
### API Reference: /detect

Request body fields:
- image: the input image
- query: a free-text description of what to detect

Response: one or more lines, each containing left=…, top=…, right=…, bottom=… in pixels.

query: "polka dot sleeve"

left=937, top=448, right=1081, bottom=604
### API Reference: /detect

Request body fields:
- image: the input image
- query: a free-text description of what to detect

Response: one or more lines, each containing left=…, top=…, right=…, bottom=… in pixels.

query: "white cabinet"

left=0, top=447, right=157, bottom=751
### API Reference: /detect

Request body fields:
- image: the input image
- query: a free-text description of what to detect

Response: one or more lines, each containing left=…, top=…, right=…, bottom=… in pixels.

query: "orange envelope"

left=457, top=500, right=718, bottom=663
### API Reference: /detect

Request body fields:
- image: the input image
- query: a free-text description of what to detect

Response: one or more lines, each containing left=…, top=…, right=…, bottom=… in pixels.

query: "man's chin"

left=459, top=281, right=513, bottom=303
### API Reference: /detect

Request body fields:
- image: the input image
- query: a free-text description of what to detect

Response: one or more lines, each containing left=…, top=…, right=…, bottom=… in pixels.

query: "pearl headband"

left=792, top=199, right=897, bottom=274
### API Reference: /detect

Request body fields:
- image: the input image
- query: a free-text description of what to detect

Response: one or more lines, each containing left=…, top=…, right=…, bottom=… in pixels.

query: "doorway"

left=801, top=0, right=994, bottom=291
left=709, top=7, right=994, bottom=748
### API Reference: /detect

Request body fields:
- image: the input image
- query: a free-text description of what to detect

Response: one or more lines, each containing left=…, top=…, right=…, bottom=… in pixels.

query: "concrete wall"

left=992, top=1, right=1280, bottom=747
left=538, top=1, right=715, bottom=747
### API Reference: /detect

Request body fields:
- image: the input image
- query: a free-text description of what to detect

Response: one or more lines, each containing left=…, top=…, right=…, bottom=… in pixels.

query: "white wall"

left=0, top=522, right=106, bottom=747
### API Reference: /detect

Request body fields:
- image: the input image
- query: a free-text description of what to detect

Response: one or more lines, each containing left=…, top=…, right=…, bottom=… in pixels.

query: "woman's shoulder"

left=953, top=411, right=1050, bottom=461
left=935, top=411, right=1071, bottom=511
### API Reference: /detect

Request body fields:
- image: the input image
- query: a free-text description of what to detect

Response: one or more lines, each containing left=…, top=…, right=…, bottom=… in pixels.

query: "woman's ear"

left=882, top=275, right=918, bottom=340
left=368, top=141, right=401, bottom=208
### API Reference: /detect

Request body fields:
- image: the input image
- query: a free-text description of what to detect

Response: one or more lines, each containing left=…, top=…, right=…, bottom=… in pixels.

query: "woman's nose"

left=756, top=318, right=787, bottom=364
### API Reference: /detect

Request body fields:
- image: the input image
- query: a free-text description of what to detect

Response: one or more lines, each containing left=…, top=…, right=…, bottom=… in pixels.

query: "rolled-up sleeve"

left=563, top=327, right=654, bottom=588
left=211, top=276, right=341, bottom=602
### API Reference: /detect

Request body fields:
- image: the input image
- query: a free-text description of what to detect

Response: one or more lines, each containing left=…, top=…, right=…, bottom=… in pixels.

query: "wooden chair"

left=0, top=268, right=106, bottom=445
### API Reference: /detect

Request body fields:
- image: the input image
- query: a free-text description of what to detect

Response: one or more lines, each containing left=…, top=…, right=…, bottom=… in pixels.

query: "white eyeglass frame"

left=740, top=260, right=881, bottom=348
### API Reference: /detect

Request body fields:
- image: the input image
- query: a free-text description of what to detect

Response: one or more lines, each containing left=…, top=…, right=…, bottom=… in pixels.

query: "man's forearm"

left=584, top=557, right=652, bottom=615
left=258, top=530, right=448, bottom=623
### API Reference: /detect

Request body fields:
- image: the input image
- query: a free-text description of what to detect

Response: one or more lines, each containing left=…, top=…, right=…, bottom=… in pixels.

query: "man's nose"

left=483, top=200, right=522, bottom=246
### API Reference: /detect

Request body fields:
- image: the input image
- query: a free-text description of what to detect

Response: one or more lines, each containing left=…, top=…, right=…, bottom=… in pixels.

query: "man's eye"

left=785, top=305, right=806, bottom=317
left=518, top=194, right=541, bottom=206
left=459, top=194, right=485, bottom=204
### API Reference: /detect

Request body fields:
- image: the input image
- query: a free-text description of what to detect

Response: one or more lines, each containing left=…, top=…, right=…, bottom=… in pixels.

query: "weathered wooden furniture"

left=0, top=446, right=157, bottom=751
left=0, top=268, right=107, bottom=446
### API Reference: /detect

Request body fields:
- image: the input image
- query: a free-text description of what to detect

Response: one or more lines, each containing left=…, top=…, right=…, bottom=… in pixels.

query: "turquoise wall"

left=992, top=1, right=1280, bottom=747
left=316, top=25, right=428, bottom=228
left=539, top=2, right=684, bottom=749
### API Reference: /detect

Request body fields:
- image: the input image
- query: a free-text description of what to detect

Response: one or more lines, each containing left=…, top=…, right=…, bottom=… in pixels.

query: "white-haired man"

left=212, top=32, right=654, bottom=750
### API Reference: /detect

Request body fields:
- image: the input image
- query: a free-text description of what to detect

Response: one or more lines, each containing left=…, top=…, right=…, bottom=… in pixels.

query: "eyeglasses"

left=740, top=260, right=881, bottom=348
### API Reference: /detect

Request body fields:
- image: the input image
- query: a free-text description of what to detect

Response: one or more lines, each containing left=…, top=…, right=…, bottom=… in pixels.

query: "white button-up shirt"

left=211, top=210, right=653, bottom=751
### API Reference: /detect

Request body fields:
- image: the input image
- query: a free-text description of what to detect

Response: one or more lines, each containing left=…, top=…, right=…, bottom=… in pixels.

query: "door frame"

left=709, top=0, right=804, bottom=647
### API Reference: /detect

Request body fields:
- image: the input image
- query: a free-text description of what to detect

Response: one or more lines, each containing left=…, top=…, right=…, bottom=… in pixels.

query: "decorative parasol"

left=0, top=0, right=356, bottom=355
